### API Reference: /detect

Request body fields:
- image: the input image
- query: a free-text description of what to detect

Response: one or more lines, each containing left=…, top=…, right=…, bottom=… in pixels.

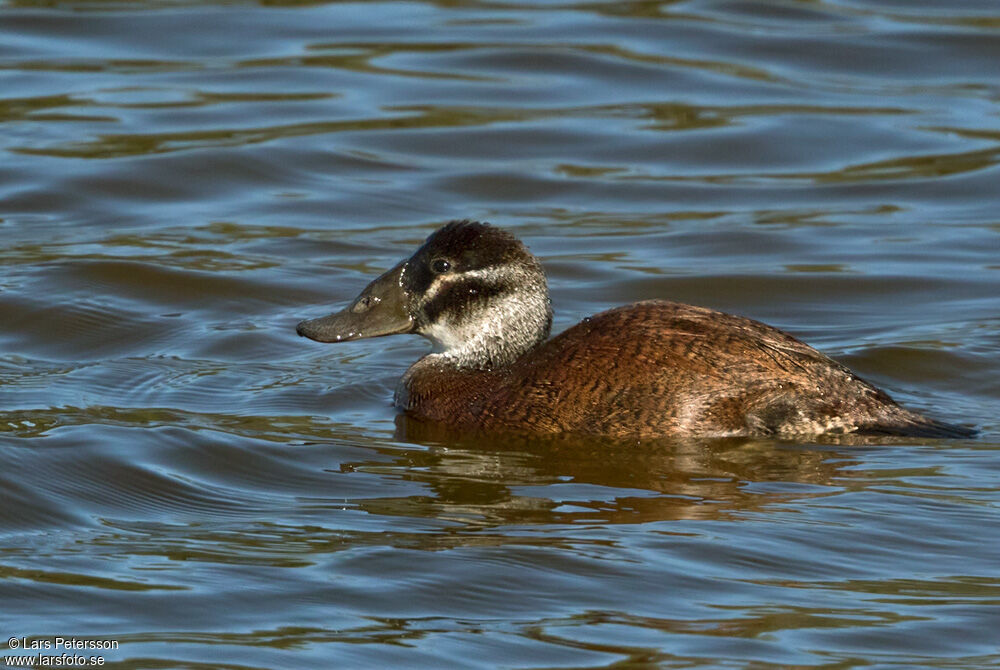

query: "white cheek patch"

left=422, top=316, right=484, bottom=353
left=460, top=267, right=510, bottom=283
left=416, top=265, right=551, bottom=368
left=422, top=266, right=507, bottom=302
left=422, top=292, right=532, bottom=363
left=422, top=273, right=450, bottom=302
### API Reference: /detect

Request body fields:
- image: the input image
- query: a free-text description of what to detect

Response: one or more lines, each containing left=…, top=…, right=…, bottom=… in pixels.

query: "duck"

left=296, top=220, right=974, bottom=440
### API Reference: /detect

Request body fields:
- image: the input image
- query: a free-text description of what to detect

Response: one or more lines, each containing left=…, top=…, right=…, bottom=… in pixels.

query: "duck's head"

left=296, top=220, right=553, bottom=369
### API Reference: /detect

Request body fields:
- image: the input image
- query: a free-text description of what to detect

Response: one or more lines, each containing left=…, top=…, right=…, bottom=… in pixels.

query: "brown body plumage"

left=297, top=221, right=973, bottom=440
left=397, top=300, right=968, bottom=438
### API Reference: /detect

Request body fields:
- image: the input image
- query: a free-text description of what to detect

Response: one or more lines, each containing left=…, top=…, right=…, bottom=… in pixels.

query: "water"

left=2, top=0, right=999, bottom=667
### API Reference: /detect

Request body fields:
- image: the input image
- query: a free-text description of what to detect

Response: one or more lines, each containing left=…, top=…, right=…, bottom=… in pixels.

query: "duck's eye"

left=430, top=258, right=452, bottom=274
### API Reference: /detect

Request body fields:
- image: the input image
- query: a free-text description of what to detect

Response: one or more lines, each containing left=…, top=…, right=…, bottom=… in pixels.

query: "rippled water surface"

left=2, top=0, right=999, bottom=667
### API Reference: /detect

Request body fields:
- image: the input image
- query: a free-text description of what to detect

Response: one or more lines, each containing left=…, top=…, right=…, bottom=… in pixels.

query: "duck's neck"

left=419, top=288, right=552, bottom=370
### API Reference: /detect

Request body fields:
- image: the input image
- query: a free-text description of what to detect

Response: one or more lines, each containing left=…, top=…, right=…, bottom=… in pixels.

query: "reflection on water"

left=2, top=0, right=999, bottom=667
left=388, top=417, right=861, bottom=524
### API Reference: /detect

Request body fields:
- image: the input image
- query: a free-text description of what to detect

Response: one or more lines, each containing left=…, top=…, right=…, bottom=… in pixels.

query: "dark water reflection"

left=2, top=0, right=1000, bottom=667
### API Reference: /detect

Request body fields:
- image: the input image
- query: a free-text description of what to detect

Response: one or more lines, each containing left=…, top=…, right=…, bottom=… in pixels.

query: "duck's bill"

left=296, top=262, right=414, bottom=343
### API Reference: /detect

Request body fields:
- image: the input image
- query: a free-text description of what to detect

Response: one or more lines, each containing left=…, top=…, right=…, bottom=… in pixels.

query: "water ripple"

left=2, top=0, right=999, bottom=667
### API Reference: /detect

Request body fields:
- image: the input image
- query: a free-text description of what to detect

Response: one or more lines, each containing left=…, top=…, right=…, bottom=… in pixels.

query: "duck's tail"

left=858, top=408, right=977, bottom=439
